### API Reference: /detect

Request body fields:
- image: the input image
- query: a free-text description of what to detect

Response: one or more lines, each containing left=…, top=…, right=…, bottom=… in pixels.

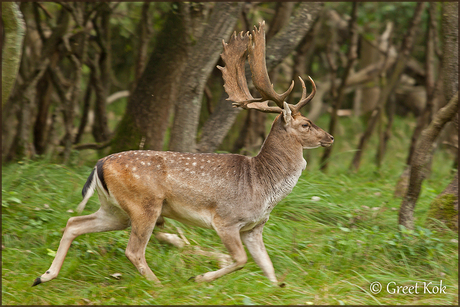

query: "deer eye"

left=302, top=124, right=309, bottom=128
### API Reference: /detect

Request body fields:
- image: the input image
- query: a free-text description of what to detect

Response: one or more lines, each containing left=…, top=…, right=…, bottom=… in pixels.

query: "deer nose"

left=329, top=135, right=334, bottom=142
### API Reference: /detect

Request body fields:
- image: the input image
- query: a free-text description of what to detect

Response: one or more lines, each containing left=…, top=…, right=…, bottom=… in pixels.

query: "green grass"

left=2, top=115, right=458, bottom=305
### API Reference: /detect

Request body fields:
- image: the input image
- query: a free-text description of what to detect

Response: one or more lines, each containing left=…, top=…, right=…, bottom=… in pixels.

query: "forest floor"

left=2, top=115, right=458, bottom=305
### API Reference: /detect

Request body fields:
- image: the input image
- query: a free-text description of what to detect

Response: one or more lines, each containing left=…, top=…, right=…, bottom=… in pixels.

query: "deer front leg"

left=194, top=226, right=247, bottom=282
left=241, top=222, right=278, bottom=284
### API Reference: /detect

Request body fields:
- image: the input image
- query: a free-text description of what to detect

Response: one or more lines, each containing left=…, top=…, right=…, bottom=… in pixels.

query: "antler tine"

left=248, top=21, right=295, bottom=108
left=292, top=76, right=317, bottom=114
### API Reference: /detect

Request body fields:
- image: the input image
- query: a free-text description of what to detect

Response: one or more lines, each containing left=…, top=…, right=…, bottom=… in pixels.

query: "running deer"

left=33, top=21, right=333, bottom=286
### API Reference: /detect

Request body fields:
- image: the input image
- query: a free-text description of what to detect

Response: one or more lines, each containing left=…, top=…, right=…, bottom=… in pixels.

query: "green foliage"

left=2, top=115, right=457, bottom=304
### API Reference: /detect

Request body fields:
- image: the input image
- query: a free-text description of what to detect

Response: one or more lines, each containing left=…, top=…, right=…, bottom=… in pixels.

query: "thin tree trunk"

left=350, top=3, right=425, bottom=172
left=399, top=92, right=458, bottom=230
left=74, top=75, right=93, bottom=145
left=91, top=4, right=111, bottom=143
left=441, top=2, right=458, bottom=103
left=376, top=94, right=395, bottom=167
left=33, top=51, right=60, bottom=155
left=288, top=14, right=321, bottom=106
left=33, top=71, right=53, bottom=155
left=88, top=55, right=111, bottom=143
left=320, top=2, right=358, bottom=171
left=407, top=4, right=439, bottom=166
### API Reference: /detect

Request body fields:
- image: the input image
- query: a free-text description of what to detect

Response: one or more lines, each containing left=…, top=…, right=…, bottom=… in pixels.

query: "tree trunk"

left=1, top=2, right=25, bottom=108
left=110, top=3, right=193, bottom=153
left=196, top=2, right=324, bottom=153
left=399, top=92, right=458, bottom=230
left=441, top=2, right=458, bottom=103
left=168, top=2, right=244, bottom=153
left=33, top=70, right=53, bottom=155
left=441, top=1, right=458, bottom=169
left=134, top=1, right=152, bottom=87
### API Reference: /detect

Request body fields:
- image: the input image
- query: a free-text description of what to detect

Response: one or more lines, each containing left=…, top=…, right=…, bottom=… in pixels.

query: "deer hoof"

left=32, top=277, right=42, bottom=287
left=278, top=282, right=286, bottom=288
left=193, top=274, right=207, bottom=283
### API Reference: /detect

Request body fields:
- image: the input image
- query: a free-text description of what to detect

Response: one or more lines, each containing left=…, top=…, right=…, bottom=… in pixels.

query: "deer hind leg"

left=124, top=199, right=163, bottom=283
left=33, top=205, right=130, bottom=286
left=241, top=222, right=277, bottom=284
left=194, top=226, right=247, bottom=282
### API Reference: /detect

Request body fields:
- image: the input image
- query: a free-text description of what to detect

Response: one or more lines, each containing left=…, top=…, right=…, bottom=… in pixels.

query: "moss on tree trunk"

left=427, top=194, right=458, bottom=230
left=426, top=172, right=458, bottom=230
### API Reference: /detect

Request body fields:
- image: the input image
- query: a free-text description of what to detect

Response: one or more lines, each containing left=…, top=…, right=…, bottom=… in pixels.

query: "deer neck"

left=253, top=118, right=306, bottom=187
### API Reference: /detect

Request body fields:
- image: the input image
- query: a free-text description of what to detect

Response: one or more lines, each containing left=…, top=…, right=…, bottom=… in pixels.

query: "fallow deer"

left=33, top=21, right=333, bottom=287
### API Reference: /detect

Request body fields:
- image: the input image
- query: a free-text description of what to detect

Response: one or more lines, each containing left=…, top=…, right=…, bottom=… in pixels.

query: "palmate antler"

left=218, top=21, right=316, bottom=115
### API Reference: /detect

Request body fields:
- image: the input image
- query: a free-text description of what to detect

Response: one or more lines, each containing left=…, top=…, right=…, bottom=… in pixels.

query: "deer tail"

left=76, top=167, right=97, bottom=213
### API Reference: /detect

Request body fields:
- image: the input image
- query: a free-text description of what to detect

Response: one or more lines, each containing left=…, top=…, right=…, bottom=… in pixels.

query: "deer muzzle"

left=320, top=133, right=334, bottom=147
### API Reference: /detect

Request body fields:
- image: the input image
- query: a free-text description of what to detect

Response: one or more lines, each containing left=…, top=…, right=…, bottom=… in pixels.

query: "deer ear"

left=282, top=101, right=292, bottom=126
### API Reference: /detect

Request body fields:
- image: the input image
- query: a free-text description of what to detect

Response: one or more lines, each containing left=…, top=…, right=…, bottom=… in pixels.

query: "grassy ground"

left=2, top=116, right=458, bottom=305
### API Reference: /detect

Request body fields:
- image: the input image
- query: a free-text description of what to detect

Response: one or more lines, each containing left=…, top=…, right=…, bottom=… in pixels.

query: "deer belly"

left=160, top=199, right=214, bottom=229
